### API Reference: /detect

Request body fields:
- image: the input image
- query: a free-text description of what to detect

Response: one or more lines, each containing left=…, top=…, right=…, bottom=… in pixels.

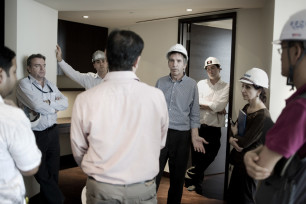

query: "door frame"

left=178, top=12, right=237, bottom=200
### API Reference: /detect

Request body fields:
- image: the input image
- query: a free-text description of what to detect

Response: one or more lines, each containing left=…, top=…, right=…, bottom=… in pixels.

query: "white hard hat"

left=273, top=9, right=306, bottom=44
left=239, top=67, right=269, bottom=89
left=166, top=44, right=188, bottom=61
left=92, top=50, right=105, bottom=62
left=204, top=57, right=221, bottom=69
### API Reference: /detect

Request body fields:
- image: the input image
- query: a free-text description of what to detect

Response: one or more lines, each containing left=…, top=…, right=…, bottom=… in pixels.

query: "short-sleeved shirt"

left=266, top=84, right=306, bottom=159
left=0, top=96, right=41, bottom=203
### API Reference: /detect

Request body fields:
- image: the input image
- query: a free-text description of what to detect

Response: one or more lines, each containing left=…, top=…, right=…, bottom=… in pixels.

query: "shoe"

left=187, top=185, right=196, bottom=191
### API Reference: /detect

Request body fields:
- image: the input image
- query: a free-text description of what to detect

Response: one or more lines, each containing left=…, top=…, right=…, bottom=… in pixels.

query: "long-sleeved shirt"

left=197, top=78, right=229, bottom=127
left=0, top=95, right=41, bottom=204
left=58, top=60, right=103, bottom=90
left=71, top=71, right=169, bottom=185
left=16, top=75, right=68, bottom=131
left=229, top=104, right=272, bottom=166
left=156, top=74, right=200, bottom=131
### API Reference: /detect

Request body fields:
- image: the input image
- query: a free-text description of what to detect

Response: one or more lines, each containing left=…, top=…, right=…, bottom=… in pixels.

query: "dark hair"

left=167, top=51, right=188, bottom=65
left=0, top=46, right=16, bottom=77
left=106, top=30, right=144, bottom=71
left=26, top=53, right=46, bottom=67
left=253, top=84, right=267, bottom=103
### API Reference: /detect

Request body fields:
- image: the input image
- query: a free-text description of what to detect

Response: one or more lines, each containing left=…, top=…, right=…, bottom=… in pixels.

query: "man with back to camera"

left=185, top=57, right=229, bottom=194
left=244, top=9, right=306, bottom=203
left=155, top=43, right=208, bottom=204
left=0, top=46, right=41, bottom=204
left=56, top=45, right=108, bottom=90
left=16, top=53, right=68, bottom=204
left=70, top=29, right=169, bottom=204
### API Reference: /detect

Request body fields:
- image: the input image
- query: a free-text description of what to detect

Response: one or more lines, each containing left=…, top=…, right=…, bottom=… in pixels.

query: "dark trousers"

left=156, top=129, right=191, bottom=204
left=227, top=164, right=257, bottom=204
left=187, top=124, right=221, bottom=191
left=34, top=125, right=64, bottom=204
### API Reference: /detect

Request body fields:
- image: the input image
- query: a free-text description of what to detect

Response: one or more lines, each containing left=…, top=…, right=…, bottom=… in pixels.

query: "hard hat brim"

left=239, top=78, right=254, bottom=85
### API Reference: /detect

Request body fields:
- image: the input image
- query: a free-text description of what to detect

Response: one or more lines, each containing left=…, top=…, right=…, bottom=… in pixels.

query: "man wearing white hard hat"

left=56, top=45, right=108, bottom=90
left=185, top=57, right=229, bottom=194
left=155, top=44, right=207, bottom=203
left=244, top=9, right=306, bottom=204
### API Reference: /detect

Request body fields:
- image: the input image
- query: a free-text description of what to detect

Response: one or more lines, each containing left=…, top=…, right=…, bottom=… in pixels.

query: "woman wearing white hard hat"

left=244, top=9, right=306, bottom=204
left=227, top=68, right=273, bottom=204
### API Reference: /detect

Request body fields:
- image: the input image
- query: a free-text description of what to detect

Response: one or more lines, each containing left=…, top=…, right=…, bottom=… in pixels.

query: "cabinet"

left=57, top=20, right=108, bottom=90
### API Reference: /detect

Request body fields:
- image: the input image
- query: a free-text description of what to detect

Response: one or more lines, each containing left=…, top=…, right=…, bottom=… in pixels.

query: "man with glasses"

left=17, top=53, right=68, bottom=204
left=244, top=9, right=306, bottom=203
left=56, top=45, right=108, bottom=90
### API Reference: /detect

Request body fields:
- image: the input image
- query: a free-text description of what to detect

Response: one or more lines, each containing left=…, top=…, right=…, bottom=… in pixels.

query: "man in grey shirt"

left=155, top=44, right=208, bottom=204
left=56, top=45, right=108, bottom=90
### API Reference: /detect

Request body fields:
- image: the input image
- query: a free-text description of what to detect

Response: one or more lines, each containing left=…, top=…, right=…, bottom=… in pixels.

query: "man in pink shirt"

left=244, top=10, right=306, bottom=203
left=70, top=30, right=169, bottom=204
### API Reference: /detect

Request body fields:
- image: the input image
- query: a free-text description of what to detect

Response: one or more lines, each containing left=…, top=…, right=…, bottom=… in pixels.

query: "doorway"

left=178, top=12, right=236, bottom=200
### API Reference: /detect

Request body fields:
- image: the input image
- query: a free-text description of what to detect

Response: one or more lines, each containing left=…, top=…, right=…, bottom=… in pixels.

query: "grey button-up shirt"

left=156, top=74, right=200, bottom=131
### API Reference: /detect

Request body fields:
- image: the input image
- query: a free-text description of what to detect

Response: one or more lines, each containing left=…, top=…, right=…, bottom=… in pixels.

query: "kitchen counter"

left=57, top=117, right=71, bottom=134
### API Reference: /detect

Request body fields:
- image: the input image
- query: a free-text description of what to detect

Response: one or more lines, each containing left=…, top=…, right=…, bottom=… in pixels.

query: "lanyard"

left=28, top=76, right=53, bottom=93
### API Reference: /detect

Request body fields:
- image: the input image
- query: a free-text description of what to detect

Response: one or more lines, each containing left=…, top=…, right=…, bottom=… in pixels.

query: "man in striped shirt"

left=155, top=44, right=207, bottom=204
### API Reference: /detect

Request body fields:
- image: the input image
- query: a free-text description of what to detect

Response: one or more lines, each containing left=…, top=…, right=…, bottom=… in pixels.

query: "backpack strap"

left=299, top=92, right=306, bottom=99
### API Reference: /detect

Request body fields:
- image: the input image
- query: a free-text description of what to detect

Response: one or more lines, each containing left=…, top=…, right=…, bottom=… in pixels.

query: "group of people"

left=0, top=9, right=305, bottom=204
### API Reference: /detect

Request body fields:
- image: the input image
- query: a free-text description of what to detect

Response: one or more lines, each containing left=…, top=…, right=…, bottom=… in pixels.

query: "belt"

left=89, top=176, right=155, bottom=187
left=34, top=124, right=57, bottom=132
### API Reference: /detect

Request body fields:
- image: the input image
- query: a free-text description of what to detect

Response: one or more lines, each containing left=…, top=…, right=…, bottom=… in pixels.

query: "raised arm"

left=56, top=45, right=89, bottom=88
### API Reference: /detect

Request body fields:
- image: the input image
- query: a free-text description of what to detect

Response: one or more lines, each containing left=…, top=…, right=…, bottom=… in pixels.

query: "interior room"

left=3, top=0, right=306, bottom=203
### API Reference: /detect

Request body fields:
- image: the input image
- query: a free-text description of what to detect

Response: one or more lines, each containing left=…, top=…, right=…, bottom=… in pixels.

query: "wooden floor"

left=53, top=167, right=225, bottom=204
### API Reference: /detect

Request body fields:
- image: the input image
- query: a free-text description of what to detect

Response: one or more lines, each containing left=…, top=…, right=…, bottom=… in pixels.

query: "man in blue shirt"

left=155, top=44, right=207, bottom=204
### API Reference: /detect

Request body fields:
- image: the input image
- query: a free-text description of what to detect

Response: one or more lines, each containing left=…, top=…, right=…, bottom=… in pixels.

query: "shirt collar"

left=0, top=95, right=3, bottom=104
left=286, top=83, right=306, bottom=104
left=93, top=73, right=101, bottom=79
left=28, top=74, right=48, bottom=85
left=103, top=71, right=139, bottom=81
left=168, top=73, right=186, bottom=82
left=208, top=78, right=222, bottom=86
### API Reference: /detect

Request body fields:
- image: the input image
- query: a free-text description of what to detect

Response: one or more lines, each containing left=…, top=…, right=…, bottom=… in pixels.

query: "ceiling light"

left=186, top=9, right=192, bottom=12
left=83, top=16, right=89, bottom=19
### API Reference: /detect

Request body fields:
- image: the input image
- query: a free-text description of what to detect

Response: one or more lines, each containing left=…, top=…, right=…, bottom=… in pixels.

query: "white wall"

left=269, top=0, right=306, bottom=121
left=232, top=5, right=274, bottom=119
left=121, top=19, right=178, bottom=86
left=5, top=0, right=58, bottom=198
left=5, top=0, right=58, bottom=85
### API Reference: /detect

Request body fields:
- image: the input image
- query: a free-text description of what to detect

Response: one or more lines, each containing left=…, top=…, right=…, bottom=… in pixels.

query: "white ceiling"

left=34, top=0, right=267, bottom=28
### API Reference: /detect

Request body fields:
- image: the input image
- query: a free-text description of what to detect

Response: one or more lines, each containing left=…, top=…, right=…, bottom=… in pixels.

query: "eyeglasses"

left=277, top=44, right=294, bottom=55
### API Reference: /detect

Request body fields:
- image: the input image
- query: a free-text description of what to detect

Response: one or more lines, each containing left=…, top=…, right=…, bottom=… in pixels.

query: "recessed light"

left=186, top=9, right=192, bottom=12
left=83, top=16, right=89, bottom=19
